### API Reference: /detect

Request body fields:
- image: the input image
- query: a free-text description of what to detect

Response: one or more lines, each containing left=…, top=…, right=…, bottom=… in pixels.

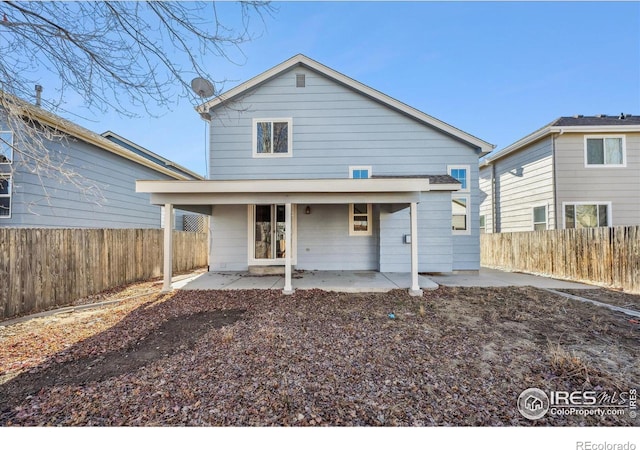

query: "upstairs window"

left=253, top=119, right=292, bottom=157
left=0, top=131, right=13, bottom=163
left=585, top=136, right=625, bottom=167
left=0, top=175, right=11, bottom=218
left=448, top=165, right=470, bottom=192
left=349, top=166, right=371, bottom=179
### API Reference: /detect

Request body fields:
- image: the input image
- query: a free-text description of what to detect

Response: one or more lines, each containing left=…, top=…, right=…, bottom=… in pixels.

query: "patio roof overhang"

left=137, top=178, right=460, bottom=297
left=136, top=178, right=460, bottom=210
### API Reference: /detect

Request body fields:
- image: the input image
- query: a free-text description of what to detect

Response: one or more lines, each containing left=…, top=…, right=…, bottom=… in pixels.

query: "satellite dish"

left=190, top=77, right=214, bottom=98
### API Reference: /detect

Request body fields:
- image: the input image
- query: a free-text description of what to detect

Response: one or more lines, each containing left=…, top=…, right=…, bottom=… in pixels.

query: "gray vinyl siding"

left=491, top=137, right=555, bottom=232
left=1, top=136, right=175, bottom=228
left=379, top=193, right=453, bottom=273
left=479, top=166, right=493, bottom=233
left=296, top=204, right=378, bottom=271
left=208, top=66, right=482, bottom=271
left=209, top=67, right=478, bottom=181
left=554, top=132, right=640, bottom=227
left=209, top=204, right=248, bottom=271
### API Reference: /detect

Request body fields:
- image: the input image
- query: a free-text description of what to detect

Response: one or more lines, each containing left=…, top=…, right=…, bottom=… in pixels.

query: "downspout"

left=491, top=162, right=497, bottom=233
left=551, top=130, right=563, bottom=229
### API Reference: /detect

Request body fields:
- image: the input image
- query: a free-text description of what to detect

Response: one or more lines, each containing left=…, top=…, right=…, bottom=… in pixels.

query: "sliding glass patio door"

left=254, top=204, right=287, bottom=260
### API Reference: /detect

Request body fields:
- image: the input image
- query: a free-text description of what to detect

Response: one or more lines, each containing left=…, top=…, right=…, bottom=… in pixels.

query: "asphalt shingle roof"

left=552, top=114, right=640, bottom=126
left=372, top=174, right=460, bottom=185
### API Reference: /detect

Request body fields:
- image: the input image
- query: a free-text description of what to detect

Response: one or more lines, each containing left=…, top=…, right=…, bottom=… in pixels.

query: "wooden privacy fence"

left=481, top=226, right=640, bottom=294
left=0, top=228, right=208, bottom=320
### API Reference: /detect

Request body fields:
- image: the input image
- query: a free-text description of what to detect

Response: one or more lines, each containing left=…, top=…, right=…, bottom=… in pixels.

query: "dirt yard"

left=0, top=281, right=638, bottom=426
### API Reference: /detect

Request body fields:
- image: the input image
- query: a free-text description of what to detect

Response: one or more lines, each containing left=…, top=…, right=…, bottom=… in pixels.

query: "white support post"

left=162, top=203, right=174, bottom=293
left=409, top=202, right=423, bottom=296
left=283, top=202, right=294, bottom=294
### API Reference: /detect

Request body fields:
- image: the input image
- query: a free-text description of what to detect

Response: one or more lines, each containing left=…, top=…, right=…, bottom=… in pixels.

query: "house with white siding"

left=479, top=115, right=640, bottom=233
left=0, top=94, right=203, bottom=229
left=137, top=54, right=494, bottom=294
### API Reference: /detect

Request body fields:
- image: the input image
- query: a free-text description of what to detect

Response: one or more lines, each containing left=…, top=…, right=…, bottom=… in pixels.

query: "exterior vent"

left=296, top=73, right=305, bottom=88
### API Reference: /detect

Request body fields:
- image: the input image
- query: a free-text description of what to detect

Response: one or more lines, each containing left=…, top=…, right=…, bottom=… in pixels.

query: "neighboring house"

left=0, top=94, right=203, bottom=228
left=137, top=54, right=494, bottom=294
left=480, top=115, right=640, bottom=233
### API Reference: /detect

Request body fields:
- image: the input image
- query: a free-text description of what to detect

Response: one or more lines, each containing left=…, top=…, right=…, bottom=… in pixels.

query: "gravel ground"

left=0, top=282, right=638, bottom=426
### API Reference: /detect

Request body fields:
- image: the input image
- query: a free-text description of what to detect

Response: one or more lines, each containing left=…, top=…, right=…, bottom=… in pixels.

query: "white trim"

left=451, top=194, right=471, bottom=235
left=138, top=178, right=431, bottom=194
left=0, top=173, right=11, bottom=219
left=409, top=202, right=422, bottom=296
left=348, top=166, right=372, bottom=179
left=162, top=204, right=174, bottom=293
left=531, top=203, right=548, bottom=231
left=562, top=201, right=612, bottom=229
left=447, top=165, right=470, bottom=192
left=583, top=135, right=627, bottom=168
left=349, top=203, right=372, bottom=236
left=0, top=131, right=13, bottom=163
left=252, top=118, right=293, bottom=158
left=283, top=203, right=293, bottom=294
left=247, top=204, right=297, bottom=266
left=197, top=54, right=494, bottom=154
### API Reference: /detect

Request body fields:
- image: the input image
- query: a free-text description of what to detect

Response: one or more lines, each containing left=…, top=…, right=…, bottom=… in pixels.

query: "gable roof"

left=196, top=54, right=494, bottom=155
left=1, top=91, right=202, bottom=180
left=481, top=114, right=640, bottom=167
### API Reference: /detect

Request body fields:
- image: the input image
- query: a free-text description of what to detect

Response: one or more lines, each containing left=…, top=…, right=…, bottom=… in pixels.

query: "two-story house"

left=479, top=115, right=640, bottom=233
left=137, top=54, right=494, bottom=294
left=1, top=93, right=203, bottom=229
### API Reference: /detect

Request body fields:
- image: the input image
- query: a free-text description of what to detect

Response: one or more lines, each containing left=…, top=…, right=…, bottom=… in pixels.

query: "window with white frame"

left=452, top=195, right=470, bottom=234
left=253, top=119, right=292, bottom=157
left=585, top=136, right=625, bottom=167
left=349, top=203, right=372, bottom=236
left=564, top=202, right=611, bottom=228
left=479, top=215, right=486, bottom=234
left=0, top=175, right=11, bottom=218
left=532, top=205, right=547, bottom=231
left=349, top=166, right=371, bottom=179
left=448, top=165, right=470, bottom=192
left=0, top=131, right=13, bottom=163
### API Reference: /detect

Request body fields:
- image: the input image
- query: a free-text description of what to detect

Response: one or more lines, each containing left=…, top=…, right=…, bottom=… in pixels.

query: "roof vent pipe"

left=35, top=85, right=42, bottom=107
left=619, top=112, right=626, bottom=120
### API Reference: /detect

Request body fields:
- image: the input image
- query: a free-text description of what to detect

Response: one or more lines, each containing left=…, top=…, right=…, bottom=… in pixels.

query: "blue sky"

left=65, top=1, right=639, bottom=177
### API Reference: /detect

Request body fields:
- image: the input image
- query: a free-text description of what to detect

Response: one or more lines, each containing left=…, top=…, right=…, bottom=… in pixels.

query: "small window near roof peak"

left=296, top=73, right=305, bottom=88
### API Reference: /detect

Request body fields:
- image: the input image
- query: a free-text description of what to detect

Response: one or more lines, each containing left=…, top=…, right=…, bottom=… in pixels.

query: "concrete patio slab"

left=175, top=270, right=438, bottom=293
left=427, top=267, right=598, bottom=289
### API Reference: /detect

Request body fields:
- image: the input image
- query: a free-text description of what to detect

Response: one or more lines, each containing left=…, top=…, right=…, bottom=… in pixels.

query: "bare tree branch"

left=0, top=1, right=273, bottom=208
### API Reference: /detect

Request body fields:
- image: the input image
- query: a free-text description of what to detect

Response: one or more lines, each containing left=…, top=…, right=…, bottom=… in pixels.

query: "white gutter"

left=137, top=178, right=435, bottom=194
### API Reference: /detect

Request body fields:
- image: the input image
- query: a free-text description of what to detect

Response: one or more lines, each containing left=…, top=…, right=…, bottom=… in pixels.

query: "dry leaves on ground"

left=0, top=283, right=638, bottom=426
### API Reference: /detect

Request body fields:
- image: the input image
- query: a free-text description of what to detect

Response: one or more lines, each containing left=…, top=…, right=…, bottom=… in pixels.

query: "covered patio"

left=137, top=177, right=461, bottom=296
